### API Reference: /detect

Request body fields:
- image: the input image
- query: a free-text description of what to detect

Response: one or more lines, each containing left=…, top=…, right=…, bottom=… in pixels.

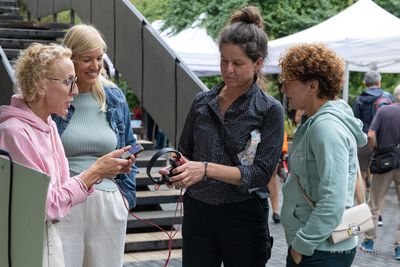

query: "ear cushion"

left=169, top=158, right=180, bottom=168
left=146, top=148, right=181, bottom=184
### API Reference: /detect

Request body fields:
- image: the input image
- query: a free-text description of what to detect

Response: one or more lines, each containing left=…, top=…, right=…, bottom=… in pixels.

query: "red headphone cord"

left=109, top=178, right=183, bottom=267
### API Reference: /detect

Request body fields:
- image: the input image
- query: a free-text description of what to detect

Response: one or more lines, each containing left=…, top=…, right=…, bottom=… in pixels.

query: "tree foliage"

left=132, top=0, right=400, bottom=112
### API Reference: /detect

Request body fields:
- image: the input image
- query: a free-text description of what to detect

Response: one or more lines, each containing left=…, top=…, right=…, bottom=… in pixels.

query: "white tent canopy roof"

left=267, top=0, right=400, bottom=74
left=151, top=0, right=400, bottom=76
left=151, top=15, right=221, bottom=77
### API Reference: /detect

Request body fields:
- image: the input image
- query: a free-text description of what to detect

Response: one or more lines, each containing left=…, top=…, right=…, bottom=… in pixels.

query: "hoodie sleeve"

left=0, top=120, right=92, bottom=220
left=291, top=117, right=351, bottom=256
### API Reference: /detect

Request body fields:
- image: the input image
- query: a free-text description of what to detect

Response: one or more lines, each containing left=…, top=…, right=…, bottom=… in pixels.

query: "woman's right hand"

left=290, top=247, right=302, bottom=264
left=80, top=146, right=136, bottom=188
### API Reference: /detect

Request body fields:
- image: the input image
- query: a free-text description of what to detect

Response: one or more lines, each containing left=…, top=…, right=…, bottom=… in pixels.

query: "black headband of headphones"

left=146, top=148, right=181, bottom=185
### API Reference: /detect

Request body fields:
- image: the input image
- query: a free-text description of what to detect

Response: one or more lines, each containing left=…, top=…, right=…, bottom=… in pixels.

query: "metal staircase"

left=0, top=0, right=203, bottom=263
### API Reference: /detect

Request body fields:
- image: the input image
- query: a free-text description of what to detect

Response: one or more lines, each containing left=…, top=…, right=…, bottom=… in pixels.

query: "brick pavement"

left=124, top=176, right=400, bottom=267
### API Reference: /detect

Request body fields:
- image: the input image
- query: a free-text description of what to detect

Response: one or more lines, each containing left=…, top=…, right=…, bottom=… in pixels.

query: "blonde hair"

left=62, top=24, right=116, bottom=112
left=13, top=43, right=72, bottom=106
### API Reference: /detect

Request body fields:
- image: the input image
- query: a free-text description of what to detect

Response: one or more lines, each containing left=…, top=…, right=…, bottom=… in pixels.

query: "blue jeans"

left=182, top=193, right=270, bottom=267
left=286, top=246, right=356, bottom=267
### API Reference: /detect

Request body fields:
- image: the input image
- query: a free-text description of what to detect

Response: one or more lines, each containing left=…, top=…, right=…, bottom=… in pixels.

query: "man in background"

left=361, top=85, right=400, bottom=261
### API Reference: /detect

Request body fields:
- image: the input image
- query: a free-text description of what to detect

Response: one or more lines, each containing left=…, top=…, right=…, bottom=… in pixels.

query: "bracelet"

left=77, top=177, right=88, bottom=191
left=202, top=162, right=208, bottom=182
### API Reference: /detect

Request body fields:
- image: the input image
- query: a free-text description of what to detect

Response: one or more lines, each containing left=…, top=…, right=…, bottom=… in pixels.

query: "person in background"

left=51, top=25, right=137, bottom=267
left=361, top=85, right=400, bottom=260
left=157, top=6, right=284, bottom=267
left=0, top=43, right=135, bottom=267
left=279, top=43, right=367, bottom=267
left=352, top=71, right=394, bottom=225
left=269, top=131, right=288, bottom=223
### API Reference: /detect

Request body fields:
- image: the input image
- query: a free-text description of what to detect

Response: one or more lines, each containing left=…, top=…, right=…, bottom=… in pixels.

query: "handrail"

left=21, top=0, right=208, bottom=146
left=0, top=46, right=15, bottom=84
left=0, top=45, right=15, bottom=106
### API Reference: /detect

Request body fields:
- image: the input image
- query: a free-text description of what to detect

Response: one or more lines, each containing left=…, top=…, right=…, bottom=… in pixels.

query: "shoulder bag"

left=369, top=144, right=399, bottom=174
left=294, top=161, right=374, bottom=244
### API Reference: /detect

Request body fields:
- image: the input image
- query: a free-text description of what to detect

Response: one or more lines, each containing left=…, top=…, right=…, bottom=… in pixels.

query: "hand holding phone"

left=122, top=144, right=144, bottom=159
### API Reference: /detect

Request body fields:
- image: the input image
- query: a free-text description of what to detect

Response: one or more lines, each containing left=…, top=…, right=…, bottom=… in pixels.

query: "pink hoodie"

left=0, top=95, right=94, bottom=220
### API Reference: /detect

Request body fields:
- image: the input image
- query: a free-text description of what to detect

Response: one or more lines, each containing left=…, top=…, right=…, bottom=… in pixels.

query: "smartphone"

left=121, top=144, right=144, bottom=159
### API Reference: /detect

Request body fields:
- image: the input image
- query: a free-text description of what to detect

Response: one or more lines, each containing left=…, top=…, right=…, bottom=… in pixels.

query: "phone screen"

left=122, top=144, right=144, bottom=159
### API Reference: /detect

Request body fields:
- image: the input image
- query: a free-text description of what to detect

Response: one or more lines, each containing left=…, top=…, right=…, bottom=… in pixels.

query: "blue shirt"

left=178, top=80, right=284, bottom=205
left=52, top=85, right=137, bottom=210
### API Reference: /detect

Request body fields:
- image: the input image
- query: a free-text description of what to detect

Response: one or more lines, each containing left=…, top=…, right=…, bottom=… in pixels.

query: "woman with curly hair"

left=0, top=43, right=135, bottom=266
left=279, top=43, right=367, bottom=267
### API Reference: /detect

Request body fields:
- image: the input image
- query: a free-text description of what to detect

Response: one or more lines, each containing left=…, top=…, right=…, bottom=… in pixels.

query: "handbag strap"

left=294, top=160, right=365, bottom=210
left=215, top=115, right=241, bottom=166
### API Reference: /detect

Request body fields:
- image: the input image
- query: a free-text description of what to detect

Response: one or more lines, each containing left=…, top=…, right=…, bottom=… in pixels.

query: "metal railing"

left=0, top=46, right=15, bottom=106
left=20, top=0, right=208, bottom=146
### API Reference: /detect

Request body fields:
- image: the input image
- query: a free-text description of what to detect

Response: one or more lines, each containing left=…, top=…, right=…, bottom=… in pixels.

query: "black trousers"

left=286, top=246, right=356, bottom=267
left=182, top=193, right=270, bottom=267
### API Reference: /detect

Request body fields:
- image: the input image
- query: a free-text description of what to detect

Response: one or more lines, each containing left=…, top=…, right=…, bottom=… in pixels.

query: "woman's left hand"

left=290, top=247, right=302, bottom=264
left=168, top=159, right=204, bottom=189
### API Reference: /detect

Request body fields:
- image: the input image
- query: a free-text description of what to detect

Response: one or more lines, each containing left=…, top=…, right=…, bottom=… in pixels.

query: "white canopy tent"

left=267, top=0, right=400, bottom=101
left=149, top=0, right=400, bottom=101
left=151, top=14, right=221, bottom=77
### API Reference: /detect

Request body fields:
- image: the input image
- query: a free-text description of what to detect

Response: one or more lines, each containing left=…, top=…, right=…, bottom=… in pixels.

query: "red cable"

left=109, top=178, right=183, bottom=267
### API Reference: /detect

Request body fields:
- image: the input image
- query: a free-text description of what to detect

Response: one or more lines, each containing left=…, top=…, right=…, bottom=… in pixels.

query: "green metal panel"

left=54, top=0, right=71, bottom=13
left=143, top=24, right=176, bottom=146
left=37, top=0, right=53, bottom=18
left=71, top=0, right=91, bottom=23
left=92, top=0, right=114, bottom=62
left=23, top=0, right=38, bottom=19
left=115, top=0, right=143, bottom=100
left=176, top=63, right=208, bottom=145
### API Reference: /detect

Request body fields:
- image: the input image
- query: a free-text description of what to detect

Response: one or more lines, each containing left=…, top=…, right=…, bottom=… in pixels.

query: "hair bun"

left=229, top=6, right=264, bottom=30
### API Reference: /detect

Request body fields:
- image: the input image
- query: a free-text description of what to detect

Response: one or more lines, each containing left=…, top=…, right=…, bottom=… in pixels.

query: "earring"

left=41, top=93, right=45, bottom=97
left=309, top=92, right=313, bottom=96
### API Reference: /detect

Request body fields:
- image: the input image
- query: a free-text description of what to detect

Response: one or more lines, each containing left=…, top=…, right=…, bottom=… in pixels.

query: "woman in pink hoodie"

left=0, top=43, right=136, bottom=267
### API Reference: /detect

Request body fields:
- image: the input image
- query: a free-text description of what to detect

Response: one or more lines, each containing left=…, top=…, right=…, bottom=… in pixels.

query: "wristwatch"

left=202, top=162, right=208, bottom=182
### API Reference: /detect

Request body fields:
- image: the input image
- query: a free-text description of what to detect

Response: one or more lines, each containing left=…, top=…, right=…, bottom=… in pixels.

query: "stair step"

left=135, top=172, right=160, bottom=186
left=0, top=28, right=65, bottom=39
left=125, top=231, right=182, bottom=252
left=127, top=209, right=182, bottom=229
left=123, top=249, right=182, bottom=263
left=136, top=139, right=154, bottom=150
left=136, top=189, right=182, bottom=205
left=134, top=148, right=167, bottom=168
left=0, top=7, right=19, bottom=14
left=0, top=1, right=18, bottom=7
left=3, top=47, right=20, bottom=59
left=0, top=37, right=53, bottom=49
left=0, top=20, right=73, bottom=30
left=0, top=14, right=22, bottom=20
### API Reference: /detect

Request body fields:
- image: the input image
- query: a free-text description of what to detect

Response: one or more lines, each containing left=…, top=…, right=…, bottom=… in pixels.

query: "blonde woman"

left=0, top=43, right=135, bottom=266
left=52, top=25, right=137, bottom=266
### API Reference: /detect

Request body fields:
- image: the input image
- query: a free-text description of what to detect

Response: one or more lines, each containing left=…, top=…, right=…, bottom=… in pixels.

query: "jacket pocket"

left=281, top=198, right=306, bottom=232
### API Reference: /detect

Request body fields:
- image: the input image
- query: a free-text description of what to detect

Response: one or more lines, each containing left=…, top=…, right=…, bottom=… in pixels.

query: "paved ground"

left=124, top=175, right=400, bottom=266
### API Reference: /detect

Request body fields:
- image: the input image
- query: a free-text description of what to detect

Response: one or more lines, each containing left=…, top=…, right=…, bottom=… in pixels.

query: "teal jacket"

left=281, top=100, right=367, bottom=256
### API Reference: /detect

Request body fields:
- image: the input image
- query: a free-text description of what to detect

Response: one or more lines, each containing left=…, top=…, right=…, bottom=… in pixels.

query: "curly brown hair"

left=278, top=43, right=344, bottom=100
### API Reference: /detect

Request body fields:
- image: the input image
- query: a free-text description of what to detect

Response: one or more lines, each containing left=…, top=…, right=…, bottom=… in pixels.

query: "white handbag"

left=294, top=162, right=374, bottom=244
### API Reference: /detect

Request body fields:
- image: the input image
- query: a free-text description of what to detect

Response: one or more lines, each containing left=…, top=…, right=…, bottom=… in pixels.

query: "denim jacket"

left=52, top=86, right=137, bottom=209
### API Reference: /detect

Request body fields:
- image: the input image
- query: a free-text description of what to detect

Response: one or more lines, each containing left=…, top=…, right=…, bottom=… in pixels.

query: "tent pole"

left=343, top=61, right=350, bottom=103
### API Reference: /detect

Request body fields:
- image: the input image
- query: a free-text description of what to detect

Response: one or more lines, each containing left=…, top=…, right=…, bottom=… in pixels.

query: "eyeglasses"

left=47, top=76, right=78, bottom=93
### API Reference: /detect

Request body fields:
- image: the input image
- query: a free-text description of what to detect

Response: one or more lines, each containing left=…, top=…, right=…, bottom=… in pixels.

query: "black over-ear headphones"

left=146, top=148, right=184, bottom=185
